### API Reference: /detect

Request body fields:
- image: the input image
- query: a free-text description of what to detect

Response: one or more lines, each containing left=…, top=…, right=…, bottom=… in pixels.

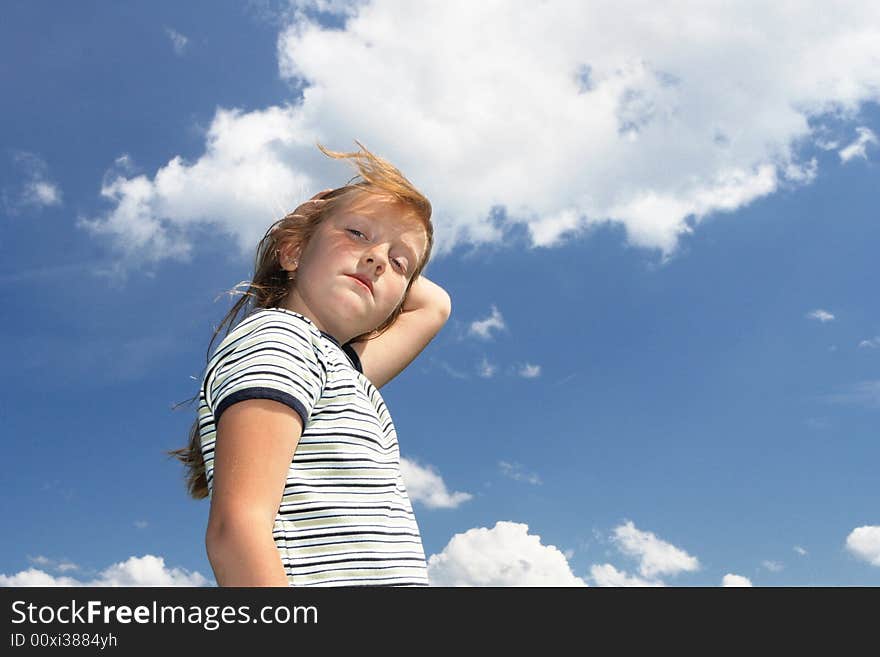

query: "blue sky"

left=2, top=1, right=879, bottom=586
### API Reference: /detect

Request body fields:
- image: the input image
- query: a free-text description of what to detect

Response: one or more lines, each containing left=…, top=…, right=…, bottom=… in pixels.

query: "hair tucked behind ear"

left=166, top=139, right=435, bottom=500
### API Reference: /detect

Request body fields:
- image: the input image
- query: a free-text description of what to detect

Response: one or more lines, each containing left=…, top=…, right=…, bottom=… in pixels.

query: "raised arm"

left=347, top=275, right=451, bottom=389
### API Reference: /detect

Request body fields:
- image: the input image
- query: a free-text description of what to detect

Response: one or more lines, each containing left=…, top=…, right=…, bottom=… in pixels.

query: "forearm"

left=206, top=524, right=289, bottom=587
left=402, top=274, right=452, bottom=315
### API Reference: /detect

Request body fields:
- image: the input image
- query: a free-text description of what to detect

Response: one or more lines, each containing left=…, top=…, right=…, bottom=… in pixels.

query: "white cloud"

left=83, top=1, right=880, bottom=271
left=498, top=460, right=542, bottom=485
left=25, top=555, right=81, bottom=574
left=794, top=545, right=807, bottom=556
left=164, top=27, right=189, bottom=55
left=845, top=525, right=880, bottom=567
left=722, top=573, right=753, bottom=587
left=761, top=560, right=784, bottom=572
left=807, top=309, right=835, bottom=322
left=519, top=363, right=541, bottom=378
left=611, top=520, right=700, bottom=579
left=477, top=356, right=496, bottom=378
left=858, top=337, right=880, bottom=349
left=400, top=456, right=472, bottom=509
left=27, top=555, right=52, bottom=566
left=469, top=305, right=506, bottom=340
left=0, top=555, right=211, bottom=586
left=427, top=520, right=587, bottom=586
left=2, top=150, right=62, bottom=216
left=590, top=563, right=664, bottom=587
left=428, top=356, right=469, bottom=379
left=824, top=380, right=880, bottom=409
left=838, top=126, right=879, bottom=163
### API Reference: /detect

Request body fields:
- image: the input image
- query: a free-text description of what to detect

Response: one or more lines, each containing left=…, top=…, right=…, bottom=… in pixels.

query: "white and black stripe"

left=199, top=307, right=430, bottom=586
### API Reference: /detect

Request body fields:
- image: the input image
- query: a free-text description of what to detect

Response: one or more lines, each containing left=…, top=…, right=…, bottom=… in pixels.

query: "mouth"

left=346, top=275, right=373, bottom=295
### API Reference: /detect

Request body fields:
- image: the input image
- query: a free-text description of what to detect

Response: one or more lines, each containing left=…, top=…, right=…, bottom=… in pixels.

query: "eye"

left=349, top=228, right=408, bottom=273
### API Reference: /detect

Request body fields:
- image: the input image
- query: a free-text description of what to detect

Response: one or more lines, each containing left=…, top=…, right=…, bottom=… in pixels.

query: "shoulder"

left=211, top=308, right=325, bottom=364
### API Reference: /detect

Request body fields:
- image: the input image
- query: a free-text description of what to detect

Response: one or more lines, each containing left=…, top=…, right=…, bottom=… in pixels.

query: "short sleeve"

left=208, top=314, right=326, bottom=429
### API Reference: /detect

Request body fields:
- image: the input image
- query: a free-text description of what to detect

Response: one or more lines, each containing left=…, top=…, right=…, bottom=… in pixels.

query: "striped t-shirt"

left=198, top=306, right=430, bottom=586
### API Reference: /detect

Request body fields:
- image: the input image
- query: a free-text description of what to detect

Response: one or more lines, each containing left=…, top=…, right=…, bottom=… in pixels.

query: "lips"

left=347, top=274, right=373, bottom=294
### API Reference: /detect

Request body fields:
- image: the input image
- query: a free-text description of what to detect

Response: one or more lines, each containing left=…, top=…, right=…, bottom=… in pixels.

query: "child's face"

left=281, top=192, right=427, bottom=344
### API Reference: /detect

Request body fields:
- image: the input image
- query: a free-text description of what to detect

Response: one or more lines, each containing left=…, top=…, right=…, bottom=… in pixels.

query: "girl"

left=168, top=140, right=451, bottom=586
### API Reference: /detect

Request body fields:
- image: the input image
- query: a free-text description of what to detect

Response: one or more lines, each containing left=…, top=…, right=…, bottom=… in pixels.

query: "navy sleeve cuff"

left=214, top=387, right=309, bottom=429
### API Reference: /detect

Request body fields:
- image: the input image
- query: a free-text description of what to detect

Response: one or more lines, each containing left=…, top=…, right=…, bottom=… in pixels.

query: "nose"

left=364, top=245, right=390, bottom=272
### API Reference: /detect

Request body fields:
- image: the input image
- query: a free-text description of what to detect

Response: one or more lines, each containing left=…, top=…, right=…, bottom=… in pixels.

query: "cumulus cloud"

left=164, top=27, right=189, bottom=55
left=427, top=520, right=587, bottom=586
left=0, top=555, right=211, bottom=587
left=807, top=309, right=835, bottom=322
left=400, top=456, right=472, bottom=509
left=590, top=563, right=664, bottom=587
left=2, top=150, right=62, bottom=216
left=518, top=363, right=541, bottom=378
left=611, top=520, right=700, bottom=579
left=81, top=1, right=880, bottom=271
left=845, top=525, right=880, bottom=567
left=722, top=573, right=753, bottom=587
left=469, top=305, right=506, bottom=340
left=794, top=545, right=808, bottom=556
left=838, top=126, right=879, bottom=163
left=586, top=520, right=700, bottom=586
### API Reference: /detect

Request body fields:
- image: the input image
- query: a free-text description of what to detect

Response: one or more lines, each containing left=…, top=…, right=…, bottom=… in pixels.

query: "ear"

left=278, top=240, right=302, bottom=271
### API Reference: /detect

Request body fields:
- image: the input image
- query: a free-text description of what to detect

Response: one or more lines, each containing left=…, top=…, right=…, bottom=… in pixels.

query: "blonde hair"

left=166, top=139, right=434, bottom=500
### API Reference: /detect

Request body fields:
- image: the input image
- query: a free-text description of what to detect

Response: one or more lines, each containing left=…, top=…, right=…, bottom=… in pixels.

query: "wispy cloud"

left=761, top=559, right=784, bottom=572
left=2, top=150, right=62, bottom=216
left=469, top=305, right=506, bottom=340
left=498, top=460, right=542, bottom=485
left=822, top=380, right=880, bottom=409
left=838, top=126, right=879, bottom=163
left=477, top=356, right=496, bottom=378
left=427, top=356, right=469, bottom=380
left=807, top=309, right=835, bottom=323
left=858, top=336, right=880, bottom=349
left=164, top=27, right=189, bottom=55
